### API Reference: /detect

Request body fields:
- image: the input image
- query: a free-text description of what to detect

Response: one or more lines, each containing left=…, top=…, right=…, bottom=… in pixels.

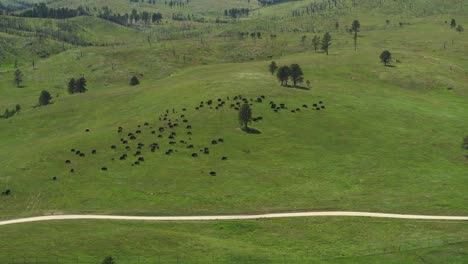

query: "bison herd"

left=62, top=94, right=326, bottom=178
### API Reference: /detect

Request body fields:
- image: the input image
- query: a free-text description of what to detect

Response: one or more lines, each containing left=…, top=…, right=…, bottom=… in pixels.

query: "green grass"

left=0, top=0, right=467, bottom=261
left=0, top=218, right=467, bottom=263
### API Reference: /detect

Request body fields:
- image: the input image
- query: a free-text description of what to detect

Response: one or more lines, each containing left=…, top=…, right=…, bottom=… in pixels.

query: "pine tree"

left=38, top=90, right=52, bottom=106
left=68, top=78, right=76, bottom=94
left=130, top=76, right=140, bottom=86
left=312, top=36, right=320, bottom=52
left=14, top=69, right=23, bottom=87
left=321, top=32, right=332, bottom=55
left=268, top=61, right=278, bottom=75
left=238, top=102, right=252, bottom=130
left=351, top=20, right=360, bottom=51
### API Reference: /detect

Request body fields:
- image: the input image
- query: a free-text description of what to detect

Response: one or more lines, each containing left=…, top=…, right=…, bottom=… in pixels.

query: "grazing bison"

left=210, top=171, right=216, bottom=176
left=222, top=156, right=228, bottom=160
left=65, top=160, right=71, bottom=164
left=192, top=153, right=198, bottom=157
left=101, top=167, right=108, bottom=171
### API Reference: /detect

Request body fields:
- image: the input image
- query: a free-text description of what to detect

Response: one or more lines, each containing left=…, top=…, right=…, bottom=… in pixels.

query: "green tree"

left=311, top=36, right=320, bottom=52
left=351, top=20, right=360, bottom=51
left=301, top=35, right=307, bottom=46
left=14, top=69, right=23, bottom=87
left=15, top=104, right=21, bottom=113
left=238, top=102, right=252, bottom=130
left=68, top=78, right=76, bottom=94
left=268, top=61, right=278, bottom=75
left=456, top=25, right=464, bottom=34
left=130, top=76, right=140, bottom=86
left=380, top=50, right=392, bottom=66
left=462, top=136, right=468, bottom=150
left=321, top=32, right=332, bottom=55
left=38, top=90, right=52, bottom=106
left=276, top=66, right=290, bottom=86
left=75, top=77, right=87, bottom=93
left=289, top=64, right=304, bottom=87
left=102, top=256, right=115, bottom=264
left=450, top=19, right=456, bottom=29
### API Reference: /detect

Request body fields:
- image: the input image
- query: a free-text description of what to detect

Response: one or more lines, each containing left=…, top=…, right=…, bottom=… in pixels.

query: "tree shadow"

left=385, top=65, right=396, bottom=67
left=16, top=85, right=26, bottom=88
left=281, top=85, right=310, bottom=90
left=242, top=127, right=262, bottom=134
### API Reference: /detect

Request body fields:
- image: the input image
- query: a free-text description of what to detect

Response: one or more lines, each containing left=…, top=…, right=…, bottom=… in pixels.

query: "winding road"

left=1, top=212, right=468, bottom=226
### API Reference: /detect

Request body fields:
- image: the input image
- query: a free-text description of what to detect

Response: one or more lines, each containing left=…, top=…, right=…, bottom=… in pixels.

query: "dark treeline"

left=98, top=7, right=163, bottom=26
left=292, top=0, right=344, bottom=17
left=18, top=3, right=88, bottom=19
left=224, top=8, right=250, bottom=18
left=165, top=0, right=189, bottom=8
left=257, top=0, right=292, bottom=7
left=0, top=16, right=92, bottom=46
left=0, top=1, right=34, bottom=13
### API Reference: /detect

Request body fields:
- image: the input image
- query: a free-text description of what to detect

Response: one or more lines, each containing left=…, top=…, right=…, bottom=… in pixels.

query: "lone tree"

left=15, top=104, right=21, bottom=113
left=102, top=256, right=115, bottom=264
left=14, top=69, right=23, bottom=87
left=38, top=90, right=52, bottom=106
left=130, top=76, right=140, bottom=86
left=380, top=50, right=392, bottom=66
left=311, top=36, right=320, bottom=52
left=456, top=25, right=464, bottom=34
left=268, top=61, right=278, bottom=75
left=67, top=78, right=76, bottom=94
left=289, top=64, right=304, bottom=87
left=75, top=77, right=87, bottom=93
left=276, top=66, right=290, bottom=86
left=351, top=20, right=361, bottom=51
left=462, top=136, right=468, bottom=150
left=321, top=32, right=332, bottom=55
left=238, top=102, right=252, bottom=130
left=450, top=18, right=456, bottom=29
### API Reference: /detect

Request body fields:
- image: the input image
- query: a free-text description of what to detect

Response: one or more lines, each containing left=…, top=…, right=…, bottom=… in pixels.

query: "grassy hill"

left=0, top=0, right=467, bottom=262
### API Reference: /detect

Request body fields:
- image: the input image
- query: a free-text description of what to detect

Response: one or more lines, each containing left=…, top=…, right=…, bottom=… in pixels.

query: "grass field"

left=1, top=218, right=467, bottom=263
left=0, top=0, right=467, bottom=262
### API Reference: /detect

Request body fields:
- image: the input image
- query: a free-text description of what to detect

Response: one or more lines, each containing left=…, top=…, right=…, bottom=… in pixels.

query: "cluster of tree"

left=238, top=32, right=262, bottom=39
left=450, top=19, right=464, bottom=34
left=291, top=0, right=342, bottom=17
left=269, top=62, right=305, bottom=87
left=98, top=7, right=163, bottom=26
left=165, top=0, right=188, bottom=8
left=68, top=77, right=88, bottom=94
left=224, top=8, right=250, bottom=18
left=310, top=32, right=332, bottom=55
left=0, top=1, right=34, bottom=13
left=0, top=16, right=92, bottom=46
left=257, top=0, right=290, bottom=7
left=18, top=3, right=88, bottom=19
left=1, top=104, right=21, bottom=119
